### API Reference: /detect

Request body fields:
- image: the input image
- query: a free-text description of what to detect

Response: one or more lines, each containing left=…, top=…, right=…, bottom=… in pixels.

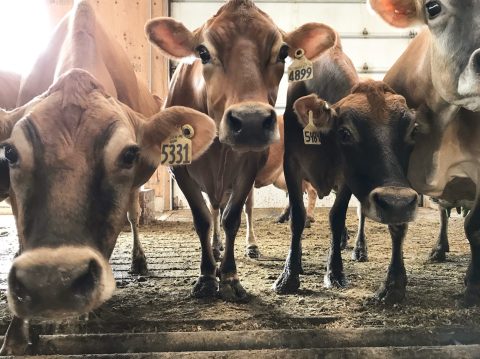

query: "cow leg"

left=428, top=204, right=449, bottom=262
left=210, top=204, right=223, bottom=261
left=375, top=223, right=408, bottom=304
left=128, top=189, right=148, bottom=275
left=273, top=161, right=305, bottom=294
left=218, top=176, right=256, bottom=302
left=276, top=202, right=290, bottom=223
left=0, top=316, right=38, bottom=355
left=352, top=206, right=368, bottom=262
left=175, top=168, right=218, bottom=298
left=304, top=183, right=316, bottom=228
left=324, top=185, right=351, bottom=288
left=463, top=188, right=480, bottom=306
left=244, top=188, right=260, bottom=258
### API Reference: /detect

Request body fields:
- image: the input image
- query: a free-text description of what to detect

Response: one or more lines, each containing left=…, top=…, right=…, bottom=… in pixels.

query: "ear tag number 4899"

left=160, top=124, right=194, bottom=165
left=288, top=48, right=313, bottom=83
left=303, top=110, right=322, bottom=145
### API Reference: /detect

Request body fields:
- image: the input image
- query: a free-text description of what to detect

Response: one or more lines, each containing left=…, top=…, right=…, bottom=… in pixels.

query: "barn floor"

left=1, top=207, right=480, bottom=356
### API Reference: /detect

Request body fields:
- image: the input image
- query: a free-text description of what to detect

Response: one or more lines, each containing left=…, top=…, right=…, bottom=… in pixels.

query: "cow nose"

left=368, top=187, right=418, bottom=224
left=473, top=50, right=480, bottom=75
left=221, top=103, right=279, bottom=150
left=7, top=247, right=115, bottom=319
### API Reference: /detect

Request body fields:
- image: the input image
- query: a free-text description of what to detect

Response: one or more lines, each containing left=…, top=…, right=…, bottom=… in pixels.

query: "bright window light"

left=0, top=0, right=50, bottom=75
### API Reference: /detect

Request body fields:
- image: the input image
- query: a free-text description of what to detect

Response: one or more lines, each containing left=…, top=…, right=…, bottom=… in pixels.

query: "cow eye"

left=411, top=122, right=419, bottom=138
left=338, top=127, right=353, bottom=144
left=425, top=1, right=442, bottom=19
left=277, top=45, right=289, bottom=63
left=195, top=45, right=211, bottom=64
left=120, top=146, right=139, bottom=168
left=2, top=145, right=18, bottom=166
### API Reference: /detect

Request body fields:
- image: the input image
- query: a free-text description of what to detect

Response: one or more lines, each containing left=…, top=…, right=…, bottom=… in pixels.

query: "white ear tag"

left=288, top=48, right=314, bottom=83
left=160, top=124, right=194, bottom=165
left=303, top=110, right=322, bottom=145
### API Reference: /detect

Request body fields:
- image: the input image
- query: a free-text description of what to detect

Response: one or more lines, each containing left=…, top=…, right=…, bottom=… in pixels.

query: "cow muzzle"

left=364, top=186, right=419, bottom=224
left=219, top=103, right=279, bottom=151
left=7, top=246, right=115, bottom=320
left=457, top=48, right=480, bottom=110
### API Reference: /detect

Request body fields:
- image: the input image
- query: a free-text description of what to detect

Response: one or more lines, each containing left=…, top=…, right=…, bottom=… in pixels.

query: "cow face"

left=369, top=0, right=480, bottom=111
left=0, top=70, right=215, bottom=320
left=146, top=0, right=336, bottom=151
left=294, top=81, right=419, bottom=224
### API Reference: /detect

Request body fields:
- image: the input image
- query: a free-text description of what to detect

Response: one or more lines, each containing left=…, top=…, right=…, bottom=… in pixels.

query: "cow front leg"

left=324, top=185, right=351, bottom=288
left=304, top=182, right=317, bottom=228
left=375, top=223, right=408, bottom=304
left=210, top=204, right=223, bottom=261
left=218, top=177, right=256, bottom=302
left=244, top=188, right=260, bottom=258
left=273, top=160, right=305, bottom=294
left=0, top=316, right=37, bottom=355
left=352, top=207, right=368, bottom=262
left=174, top=168, right=218, bottom=298
left=428, top=204, right=450, bottom=262
left=463, top=194, right=480, bottom=306
left=128, top=189, right=148, bottom=275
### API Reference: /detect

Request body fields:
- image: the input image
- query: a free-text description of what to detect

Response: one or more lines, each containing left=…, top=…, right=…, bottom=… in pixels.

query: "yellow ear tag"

left=288, top=48, right=314, bottom=83
left=160, top=124, right=194, bottom=165
left=303, top=110, right=322, bottom=145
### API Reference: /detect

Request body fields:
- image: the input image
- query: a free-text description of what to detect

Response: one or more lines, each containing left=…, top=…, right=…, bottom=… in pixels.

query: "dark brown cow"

left=0, top=2, right=216, bottom=355
left=0, top=71, right=21, bottom=110
left=369, top=0, right=480, bottom=305
left=273, top=32, right=419, bottom=304
left=146, top=0, right=337, bottom=301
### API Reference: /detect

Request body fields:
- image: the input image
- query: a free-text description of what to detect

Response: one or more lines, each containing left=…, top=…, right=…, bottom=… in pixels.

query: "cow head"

left=146, top=0, right=336, bottom=151
left=369, top=0, right=480, bottom=111
left=0, top=69, right=215, bottom=320
left=294, top=80, right=419, bottom=224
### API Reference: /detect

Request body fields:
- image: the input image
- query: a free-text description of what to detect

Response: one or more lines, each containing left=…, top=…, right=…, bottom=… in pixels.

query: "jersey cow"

left=272, top=33, right=419, bottom=305
left=0, top=2, right=215, bottom=355
left=369, top=0, right=480, bottom=305
left=146, top=0, right=337, bottom=301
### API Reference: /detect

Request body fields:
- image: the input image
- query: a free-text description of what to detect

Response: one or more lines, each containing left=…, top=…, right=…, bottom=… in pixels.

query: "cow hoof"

left=461, top=283, right=480, bottom=307
left=304, top=218, right=312, bottom=228
left=130, top=256, right=148, bottom=275
left=340, top=230, right=349, bottom=250
left=374, top=276, right=407, bottom=305
left=246, top=245, right=260, bottom=259
left=276, top=213, right=289, bottom=223
left=427, top=248, right=447, bottom=262
left=324, top=271, right=347, bottom=288
left=273, top=270, right=300, bottom=294
left=352, top=247, right=368, bottom=262
left=191, top=275, right=218, bottom=298
left=219, top=278, right=248, bottom=302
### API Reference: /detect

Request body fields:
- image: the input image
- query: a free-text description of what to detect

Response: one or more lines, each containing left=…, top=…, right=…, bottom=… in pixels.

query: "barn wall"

left=44, top=0, right=172, bottom=211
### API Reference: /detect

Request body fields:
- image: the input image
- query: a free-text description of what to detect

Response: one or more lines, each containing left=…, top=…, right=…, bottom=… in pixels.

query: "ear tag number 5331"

left=160, top=124, right=194, bottom=165
left=288, top=48, right=313, bottom=83
left=303, top=110, right=322, bottom=145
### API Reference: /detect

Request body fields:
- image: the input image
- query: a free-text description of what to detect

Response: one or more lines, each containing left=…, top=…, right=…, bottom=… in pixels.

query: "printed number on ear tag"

left=160, top=125, right=194, bottom=165
left=288, top=48, right=313, bottom=83
left=303, top=111, right=322, bottom=145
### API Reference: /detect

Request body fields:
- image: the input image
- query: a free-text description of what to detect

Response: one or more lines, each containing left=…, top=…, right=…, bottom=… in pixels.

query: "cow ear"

left=293, top=94, right=336, bottom=131
left=368, top=0, right=424, bottom=28
left=140, top=106, right=216, bottom=166
left=146, top=17, right=196, bottom=59
left=284, top=23, right=336, bottom=61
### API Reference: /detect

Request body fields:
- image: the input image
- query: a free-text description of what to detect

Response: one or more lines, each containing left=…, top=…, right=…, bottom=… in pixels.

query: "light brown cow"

left=369, top=0, right=480, bottom=305
left=146, top=0, right=337, bottom=301
left=0, top=1, right=216, bottom=355
left=0, top=71, right=21, bottom=110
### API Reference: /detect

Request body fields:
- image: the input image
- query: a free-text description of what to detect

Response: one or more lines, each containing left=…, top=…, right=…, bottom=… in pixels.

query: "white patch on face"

left=104, top=126, right=137, bottom=173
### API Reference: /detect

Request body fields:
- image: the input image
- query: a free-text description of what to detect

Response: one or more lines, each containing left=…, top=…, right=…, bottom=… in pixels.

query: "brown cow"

left=146, top=0, right=337, bottom=301
left=0, top=71, right=21, bottom=110
left=273, top=31, right=418, bottom=305
left=0, top=2, right=216, bottom=355
left=368, top=0, right=480, bottom=305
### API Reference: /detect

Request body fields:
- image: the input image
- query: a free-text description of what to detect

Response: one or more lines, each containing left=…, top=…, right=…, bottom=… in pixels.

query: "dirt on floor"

left=0, top=207, right=479, bottom=335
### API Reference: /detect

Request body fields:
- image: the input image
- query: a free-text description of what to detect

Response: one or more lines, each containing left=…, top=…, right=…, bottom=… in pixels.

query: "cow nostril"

left=263, top=112, right=276, bottom=132
left=71, top=259, right=100, bottom=296
left=474, top=52, right=480, bottom=75
left=228, top=113, right=242, bottom=134
left=10, top=268, right=31, bottom=304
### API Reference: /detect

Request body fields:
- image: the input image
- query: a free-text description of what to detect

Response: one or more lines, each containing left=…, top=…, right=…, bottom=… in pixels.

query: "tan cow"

left=0, top=1, right=216, bottom=355
left=146, top=0, right=337, bottom=302
left=0, top=70, right=21, bottom=110
left=369, top=0, right=480, bottom=305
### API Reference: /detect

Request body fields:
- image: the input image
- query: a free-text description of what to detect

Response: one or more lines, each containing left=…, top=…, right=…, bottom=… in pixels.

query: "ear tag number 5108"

left=303, top=110, right=322, bottom=145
